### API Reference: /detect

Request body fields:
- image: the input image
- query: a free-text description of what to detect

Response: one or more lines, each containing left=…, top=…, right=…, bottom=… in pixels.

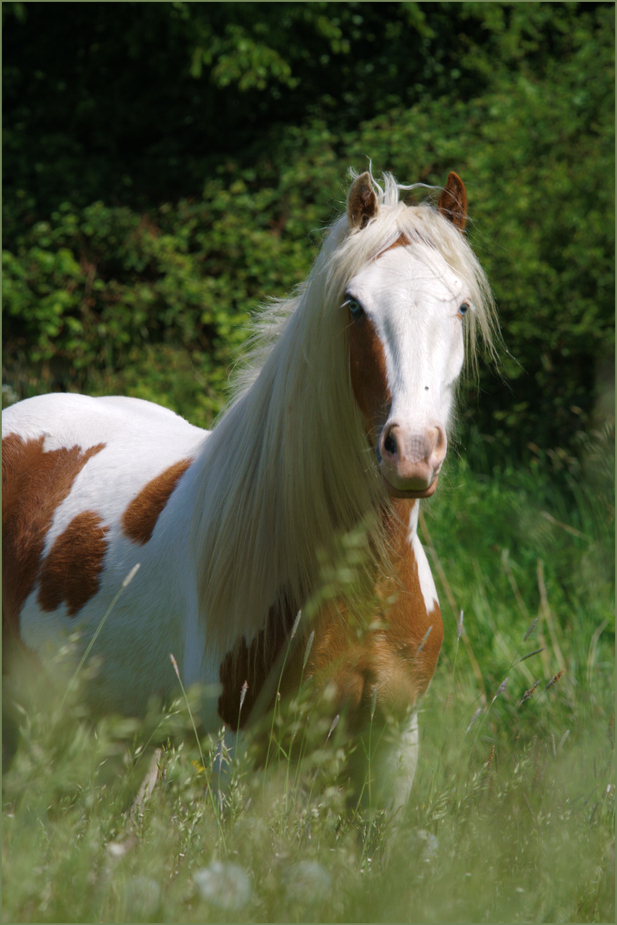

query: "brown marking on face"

left=218, top=591, right=298, bottom=731
left=37, top=511, right=109, bottom=616
left=377, top=232, right=410, bottom=256
left=348, top=232, right=413, bottom=447
left=2, top=434, right=106, bottom=639
left=122, top=458, right=192, bottom=545
left=349, top=314, right=391, bottom=443
left=304, top=500, right=443, bottom=720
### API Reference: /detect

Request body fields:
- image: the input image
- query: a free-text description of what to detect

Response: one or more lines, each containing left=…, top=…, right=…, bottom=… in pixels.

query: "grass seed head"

left=523, top=616, right=539, bottom=643
left=520, top=680, right=541, bottom=704
left=545, top=670, right=565, bottom=691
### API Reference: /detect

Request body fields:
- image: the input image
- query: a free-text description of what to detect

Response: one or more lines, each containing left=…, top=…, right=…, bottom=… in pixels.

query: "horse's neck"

left=191, top=335, right=381, bottom=653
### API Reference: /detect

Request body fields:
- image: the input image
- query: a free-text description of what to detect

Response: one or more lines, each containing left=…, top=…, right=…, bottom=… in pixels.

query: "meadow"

left=3, top=5, right=613, bottom=920
left=3, top=427, right=614, bottom=924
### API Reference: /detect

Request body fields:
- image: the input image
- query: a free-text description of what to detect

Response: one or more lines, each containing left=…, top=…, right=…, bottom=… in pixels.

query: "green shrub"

left=3, top=4, right=613, bottom=457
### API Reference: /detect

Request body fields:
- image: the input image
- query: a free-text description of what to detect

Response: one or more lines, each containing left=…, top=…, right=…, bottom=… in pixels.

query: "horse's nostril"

left=384, top=431, right=397, bottom=456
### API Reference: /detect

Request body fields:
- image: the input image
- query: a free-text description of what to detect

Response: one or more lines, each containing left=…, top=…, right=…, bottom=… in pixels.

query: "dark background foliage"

left=2, top=1, right=614, bottom=467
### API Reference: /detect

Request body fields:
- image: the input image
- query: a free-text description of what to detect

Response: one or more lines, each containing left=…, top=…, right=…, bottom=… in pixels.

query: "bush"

left=3, top=4, right=613, bottom=458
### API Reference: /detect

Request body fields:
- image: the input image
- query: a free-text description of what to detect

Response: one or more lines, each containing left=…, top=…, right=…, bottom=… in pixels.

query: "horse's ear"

left=347, top=172, right=379, bottom=230
left=438, top=172, right=467, bottom=232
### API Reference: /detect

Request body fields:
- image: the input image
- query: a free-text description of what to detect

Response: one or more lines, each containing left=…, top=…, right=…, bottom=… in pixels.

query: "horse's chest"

left=292, top=520, right=443, bottom=718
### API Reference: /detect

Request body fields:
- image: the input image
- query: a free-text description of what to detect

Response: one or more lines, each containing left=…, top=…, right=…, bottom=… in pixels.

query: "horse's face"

left=347, top=240, right=468, bottom=498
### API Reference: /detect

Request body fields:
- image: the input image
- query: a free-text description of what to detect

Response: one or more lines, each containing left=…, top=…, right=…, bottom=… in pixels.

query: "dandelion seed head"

left=414, top=828, right=439, bottom=862
left=284, top=861, right=331, bottom=903
left=123, top=876, right=160, bottom=917
left=194, top=861, right=252, bottom=910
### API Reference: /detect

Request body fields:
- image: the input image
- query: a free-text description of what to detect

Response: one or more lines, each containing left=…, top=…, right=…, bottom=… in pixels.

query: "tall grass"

left=3, top=447, right=614, bottom=923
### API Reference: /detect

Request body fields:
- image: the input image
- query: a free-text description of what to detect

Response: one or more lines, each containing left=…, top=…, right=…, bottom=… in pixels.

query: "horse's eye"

left=458, top=302, right=470, bottom=317
left=345, top=295, right=364, bottom=319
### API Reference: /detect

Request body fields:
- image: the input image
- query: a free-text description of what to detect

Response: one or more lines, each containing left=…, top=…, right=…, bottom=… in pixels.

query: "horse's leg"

left=130, top=747, right=162, bottom=820
left=375, top=709, right=419, bottom=816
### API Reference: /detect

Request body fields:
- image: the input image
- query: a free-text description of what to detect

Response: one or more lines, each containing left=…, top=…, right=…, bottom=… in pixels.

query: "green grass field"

left=3, top=434, right=614, bottom=923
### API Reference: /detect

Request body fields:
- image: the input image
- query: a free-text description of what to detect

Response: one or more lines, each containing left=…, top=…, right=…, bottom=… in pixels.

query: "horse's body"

left=2, top=170, right=496, bottom=808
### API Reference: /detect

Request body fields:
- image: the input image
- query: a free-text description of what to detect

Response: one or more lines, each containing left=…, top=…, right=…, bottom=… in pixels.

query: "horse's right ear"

left=347, top=172, right=379, bottom=230
left=438, top=172, right=467, bottom=232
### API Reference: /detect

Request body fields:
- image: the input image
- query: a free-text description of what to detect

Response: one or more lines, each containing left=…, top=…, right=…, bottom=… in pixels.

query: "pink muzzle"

left=379, top=421, right=447, bottom=498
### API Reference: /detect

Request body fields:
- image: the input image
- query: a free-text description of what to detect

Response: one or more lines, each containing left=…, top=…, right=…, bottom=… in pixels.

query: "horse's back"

left=2, top=393, right=209, bottom=712
left=2, top=392, right=206, bottom=445
left=2, top=394, right=207, bottom=539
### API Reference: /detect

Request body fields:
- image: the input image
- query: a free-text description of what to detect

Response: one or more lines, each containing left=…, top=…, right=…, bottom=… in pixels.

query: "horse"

left=2, top=169, right=497, bottom=810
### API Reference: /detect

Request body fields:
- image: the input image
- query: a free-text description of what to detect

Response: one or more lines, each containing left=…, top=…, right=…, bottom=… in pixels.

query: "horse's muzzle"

left=378, top=421, right=446, bottom=497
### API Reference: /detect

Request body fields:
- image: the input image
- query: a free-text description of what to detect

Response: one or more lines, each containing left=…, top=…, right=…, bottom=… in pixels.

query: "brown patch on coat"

left=304, top=500, right=443, bottom=720
left=218, top=592, right=298, bottom=731
left=37, top=511, right=109, bottom=616
left=438, top=172, right=467, bottom=232
left=217, top=504, right=443, bottom=733
left=349, top=314, right=391, bottom=443
left=122, top=458, right=192, bottom=545
left=2, top=434, right=106, bottom=639
left=378, top=499, right=443, bottom=699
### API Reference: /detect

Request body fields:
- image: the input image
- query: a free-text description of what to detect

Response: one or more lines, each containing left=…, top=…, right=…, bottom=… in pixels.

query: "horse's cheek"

left=348, top=317, right=391, bottom=439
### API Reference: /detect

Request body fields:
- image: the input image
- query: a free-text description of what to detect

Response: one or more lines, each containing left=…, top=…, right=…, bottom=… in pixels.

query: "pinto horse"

left=2, top=170, right=497, bottom=809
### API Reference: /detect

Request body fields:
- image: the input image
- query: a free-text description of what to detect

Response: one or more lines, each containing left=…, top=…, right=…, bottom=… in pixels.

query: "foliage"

left=2, top=10, right=613, bottom=918
left=2, top=2, right=614, bottom=458
left=4, top=2, right=599, bottom=211
left=3, top=459, right=614, bottom=923
left=2, top=189, right=313, bottom=426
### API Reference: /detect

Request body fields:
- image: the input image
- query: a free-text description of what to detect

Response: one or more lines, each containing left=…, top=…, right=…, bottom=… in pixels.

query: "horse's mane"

left=190, top=172, right=497, bottom=653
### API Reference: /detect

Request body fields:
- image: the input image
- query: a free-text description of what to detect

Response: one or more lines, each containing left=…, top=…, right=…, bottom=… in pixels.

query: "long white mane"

left=190, top=173, right=497, bottom=651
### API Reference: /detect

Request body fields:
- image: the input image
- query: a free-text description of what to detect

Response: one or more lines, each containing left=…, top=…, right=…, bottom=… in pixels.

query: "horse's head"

left=346, top=171, right=472, bottom=499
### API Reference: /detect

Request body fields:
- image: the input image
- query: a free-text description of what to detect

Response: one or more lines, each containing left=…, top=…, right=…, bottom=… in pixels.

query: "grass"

left=2, top=439, right=614, bottom=923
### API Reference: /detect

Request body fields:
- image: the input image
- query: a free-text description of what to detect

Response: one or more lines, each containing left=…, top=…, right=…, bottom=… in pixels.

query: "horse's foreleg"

left=130, top=747, right=162, bottom=820
left=375, top=709, right=419, bottom=816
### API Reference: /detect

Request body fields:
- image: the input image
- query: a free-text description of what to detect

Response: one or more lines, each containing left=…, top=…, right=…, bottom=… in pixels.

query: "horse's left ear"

left=438, top=172, right=467, bottom=232
left=347, top=172, right=379, bottom=230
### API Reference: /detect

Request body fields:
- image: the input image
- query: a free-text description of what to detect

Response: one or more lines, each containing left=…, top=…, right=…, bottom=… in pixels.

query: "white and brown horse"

left=2, top=170, right=497, bottom=809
